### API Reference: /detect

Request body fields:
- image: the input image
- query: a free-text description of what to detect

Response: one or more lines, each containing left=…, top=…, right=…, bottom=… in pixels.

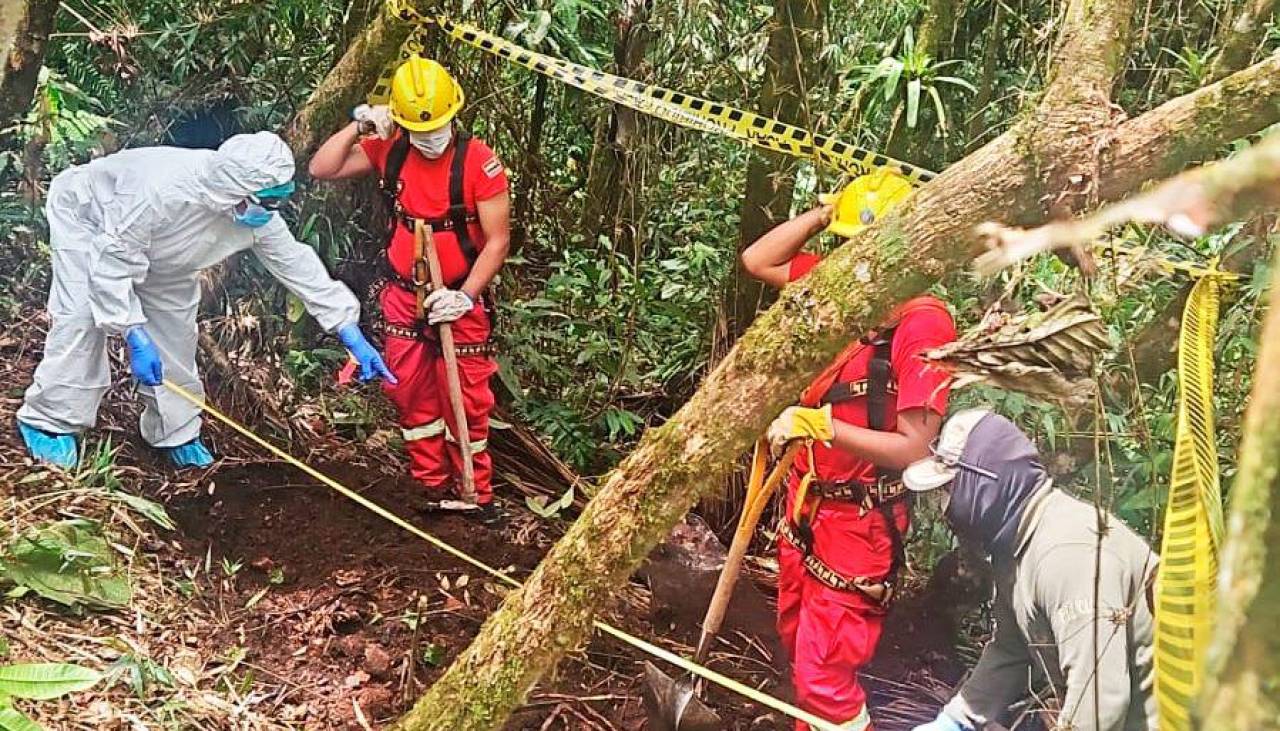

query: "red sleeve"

left=466, top=139, right=509, bottom=201
left=359, top=135, right=392, bottom=175
left=891, top=303, right=957, bottom=417
left=787, top=252, right=823, bottom=282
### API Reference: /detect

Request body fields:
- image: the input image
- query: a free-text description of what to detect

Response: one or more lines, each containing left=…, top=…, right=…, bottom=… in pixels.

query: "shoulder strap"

left=380, top=133, right=412, bottom=238
left=448, top=131, right=479, bottom=269
left=866, top=327, right=894, bottom=432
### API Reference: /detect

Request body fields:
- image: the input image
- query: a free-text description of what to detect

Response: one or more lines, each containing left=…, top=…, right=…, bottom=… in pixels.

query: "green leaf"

left=285, top=294, right=305, bottom=324
left=883, top=60, right=904, bottom=101
left=110, top=492, right=176, bottom=531
left=906, top=78, right=921, bottom=128
left=0, top=521, right=132, bottom=609
left=0, top=706, right=43, bottom=731
left=927, top=85, right=948, bottom=133
left=0, top=663, right=101, bottom=700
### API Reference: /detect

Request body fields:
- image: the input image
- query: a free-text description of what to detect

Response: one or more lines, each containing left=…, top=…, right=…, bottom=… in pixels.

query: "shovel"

left=416, top=220, right=479, bottom=513
left=643, top=439, right=802, bottom=731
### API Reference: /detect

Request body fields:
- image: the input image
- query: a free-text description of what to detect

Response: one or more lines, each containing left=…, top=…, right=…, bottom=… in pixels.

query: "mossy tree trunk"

left=728, top=0, right=826, bottom=340
left=1197, top=240, right=1280, bottom=729
left=388, top=4, right=1280, bottom=731
left=0, top=0, right=58, bottom=144
left=285, top=8, right=410, bottom=161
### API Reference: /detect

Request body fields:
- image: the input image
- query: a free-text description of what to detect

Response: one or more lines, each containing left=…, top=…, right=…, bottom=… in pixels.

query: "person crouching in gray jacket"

left=903, top=409, right=1158, bottom=731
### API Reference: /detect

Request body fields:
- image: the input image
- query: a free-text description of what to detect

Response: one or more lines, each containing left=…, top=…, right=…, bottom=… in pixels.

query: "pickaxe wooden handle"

left=416, top=221, right=477, bottom=504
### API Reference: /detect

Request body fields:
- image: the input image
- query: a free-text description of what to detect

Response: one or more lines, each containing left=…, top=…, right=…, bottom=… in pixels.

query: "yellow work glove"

left=766, top=405, right=834, bottom=456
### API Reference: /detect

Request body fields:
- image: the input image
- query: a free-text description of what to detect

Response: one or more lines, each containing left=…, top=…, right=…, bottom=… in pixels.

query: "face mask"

left=233, top=201, right=274, bottom=228
left=409, top=126, right=452, bottom=159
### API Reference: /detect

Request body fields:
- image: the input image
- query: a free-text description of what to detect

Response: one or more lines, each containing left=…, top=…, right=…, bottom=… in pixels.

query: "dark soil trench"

left=170, top=461, right=974, bottom=730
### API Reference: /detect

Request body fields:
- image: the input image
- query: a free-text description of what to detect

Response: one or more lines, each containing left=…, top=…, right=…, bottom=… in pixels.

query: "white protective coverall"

left=17, top=132, right=360, bottom=447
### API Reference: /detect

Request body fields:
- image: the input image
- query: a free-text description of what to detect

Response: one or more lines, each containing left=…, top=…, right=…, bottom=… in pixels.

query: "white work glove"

left=352, top=104, right=394, bottom=139
left=423, top=288, right=474, bottom=325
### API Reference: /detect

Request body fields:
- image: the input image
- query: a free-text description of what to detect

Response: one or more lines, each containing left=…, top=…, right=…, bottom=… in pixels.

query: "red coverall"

left=778, top=253, right=956, bottom=730
left=361, top=134, right=509, bottom=504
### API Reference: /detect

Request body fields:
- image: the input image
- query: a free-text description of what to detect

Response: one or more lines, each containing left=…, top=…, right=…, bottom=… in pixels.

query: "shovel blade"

left=642, top=661, right=721, bottom=731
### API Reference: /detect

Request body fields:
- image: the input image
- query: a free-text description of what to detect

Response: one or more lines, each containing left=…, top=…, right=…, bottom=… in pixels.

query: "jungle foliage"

left=1, top=0, right=1277, bottom=555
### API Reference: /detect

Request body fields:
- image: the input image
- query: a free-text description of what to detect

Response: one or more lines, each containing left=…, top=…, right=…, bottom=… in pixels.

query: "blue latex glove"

left=17, top=420, right=78, bottom=468
left=911, top=711, right=969, bottom=731
left=337, top=324, right=398, bottom=385
left=164, top=437, right=215, bottom=468
left=125, top=326, right=164, bottom=386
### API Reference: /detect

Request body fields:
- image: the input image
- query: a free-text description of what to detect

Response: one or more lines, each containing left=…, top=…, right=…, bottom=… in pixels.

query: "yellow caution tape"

left=375, top=2, right=936, bottom=185
left=1154, top=269, right=1230, bottom=730
left=162, top=380, right=848, bottom=731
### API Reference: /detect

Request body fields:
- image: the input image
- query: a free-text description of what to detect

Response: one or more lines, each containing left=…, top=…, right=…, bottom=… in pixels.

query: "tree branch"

left=1208, top=0, right=1278, bottom=82
left=974, top=131, right=1280, bottom=273
left=285, top=9, right=410, bottom=160
left=1099, top=50, right=1280, bottom=203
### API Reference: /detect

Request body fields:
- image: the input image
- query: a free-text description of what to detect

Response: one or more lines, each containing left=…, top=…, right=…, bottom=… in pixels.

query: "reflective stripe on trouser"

left=18, top=196, right=204, bottom=447
left=381, top=284, right=496, bottom=503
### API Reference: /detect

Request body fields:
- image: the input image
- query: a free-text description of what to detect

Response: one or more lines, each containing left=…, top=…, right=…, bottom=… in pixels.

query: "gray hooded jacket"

left=941, top=414, right=1158, bottom=731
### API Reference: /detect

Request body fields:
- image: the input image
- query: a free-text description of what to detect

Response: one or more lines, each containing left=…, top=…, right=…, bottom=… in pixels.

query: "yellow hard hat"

left=389, top=57, right=465, bottom=132
left=819, top=168, right=914, bottom=238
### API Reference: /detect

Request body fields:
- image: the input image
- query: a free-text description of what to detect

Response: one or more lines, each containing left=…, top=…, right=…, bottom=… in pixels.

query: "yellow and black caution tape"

left=1153, top=266, right=1232, bottom=730
left=374, top=2, right=936, bottom=185
left=162, top=380, right=852, bottom=731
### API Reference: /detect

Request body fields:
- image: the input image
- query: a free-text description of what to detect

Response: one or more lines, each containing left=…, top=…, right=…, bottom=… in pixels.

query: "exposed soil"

left=168, top=461, right=793, bottom=730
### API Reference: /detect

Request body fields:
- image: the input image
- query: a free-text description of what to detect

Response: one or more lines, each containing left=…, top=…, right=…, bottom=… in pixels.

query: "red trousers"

left=380, top=284, right=497, bottom=504
left=777, top=482, right=910, bottom=730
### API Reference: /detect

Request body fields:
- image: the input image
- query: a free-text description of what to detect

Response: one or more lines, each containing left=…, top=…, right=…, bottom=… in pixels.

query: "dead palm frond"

left=923, top=294, right=1111, bottom=407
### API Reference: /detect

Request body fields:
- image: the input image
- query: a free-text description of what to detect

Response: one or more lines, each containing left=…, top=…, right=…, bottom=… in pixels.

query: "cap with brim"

left=902, top=408, right=994, bottom=492
left=903, top=457, right=958, bottom=492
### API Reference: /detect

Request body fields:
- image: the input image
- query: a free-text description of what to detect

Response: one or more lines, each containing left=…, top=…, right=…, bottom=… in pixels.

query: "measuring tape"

left=163, top=381, right=849, bottom=731
left=374, top=2, right=937, bottom=185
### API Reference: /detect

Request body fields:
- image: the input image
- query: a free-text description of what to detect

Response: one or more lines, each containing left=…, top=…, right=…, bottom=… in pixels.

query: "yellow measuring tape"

left=374, top=2, right=936, bottom=185
left=1153, top=266, right=1233, bottom=730
left=162, top=380, right=848, bottom=731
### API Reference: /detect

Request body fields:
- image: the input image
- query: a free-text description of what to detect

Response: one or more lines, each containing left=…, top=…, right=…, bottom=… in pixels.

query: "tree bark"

left=0, top=0, right=58, bottom=142
left=383, top=2, right=1280, bottom=729
left=727, top=0, right=826, bottom=340
left=285, top=8, right=410, bottom=161
left=1207, top=0, right=1277, bottom=82
left=1197, top=242, right=1280, bottom=730
left=577, top=0, right=654, bottom=257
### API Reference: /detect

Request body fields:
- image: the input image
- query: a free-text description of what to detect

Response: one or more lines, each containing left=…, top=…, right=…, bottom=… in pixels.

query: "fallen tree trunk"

left=1197, top=239, right=1280, bottom=730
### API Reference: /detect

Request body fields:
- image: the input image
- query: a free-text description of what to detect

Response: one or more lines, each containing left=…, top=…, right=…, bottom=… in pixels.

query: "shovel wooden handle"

left=692, top=439, right=801, bottom=663
left=416, top=221, right=477, bottom=504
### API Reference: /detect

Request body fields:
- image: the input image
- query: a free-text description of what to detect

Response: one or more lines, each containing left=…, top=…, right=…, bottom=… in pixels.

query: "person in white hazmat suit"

left=16, top=131, right=395, bottom=469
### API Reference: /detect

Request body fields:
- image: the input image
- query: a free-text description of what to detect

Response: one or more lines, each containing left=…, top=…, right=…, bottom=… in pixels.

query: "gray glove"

left=423, top=288, right=474, bottom=325
left=352, top=104, right=394, bottom=139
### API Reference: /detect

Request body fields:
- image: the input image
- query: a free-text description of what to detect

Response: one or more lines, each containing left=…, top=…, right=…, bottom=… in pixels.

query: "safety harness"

left=779, top=297, right=946, bottom=606
left=375, top=129, right=494, bottom=354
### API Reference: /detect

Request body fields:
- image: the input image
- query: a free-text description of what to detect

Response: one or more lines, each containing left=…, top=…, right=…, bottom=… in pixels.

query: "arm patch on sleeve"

left=482, top=157, right=504, bottom=178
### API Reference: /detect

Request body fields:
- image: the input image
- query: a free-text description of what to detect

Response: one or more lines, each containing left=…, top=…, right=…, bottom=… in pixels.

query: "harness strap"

left=820, top=378, right=898, bottom=406
left=866, top=330, right=908, bottom=593
left=383, top=322, right=495, bottom=356
left=449, top=131, right=479, bottom=269
left=778, top=519, right=896, bottom=606
left=810, top=478, right=908, bottom=508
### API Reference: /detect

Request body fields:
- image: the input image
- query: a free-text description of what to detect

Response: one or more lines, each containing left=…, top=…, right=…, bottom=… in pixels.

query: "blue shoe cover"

left=164, top=437, right=215, bottom=468
left=17, top=421, right=78, bottom=468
